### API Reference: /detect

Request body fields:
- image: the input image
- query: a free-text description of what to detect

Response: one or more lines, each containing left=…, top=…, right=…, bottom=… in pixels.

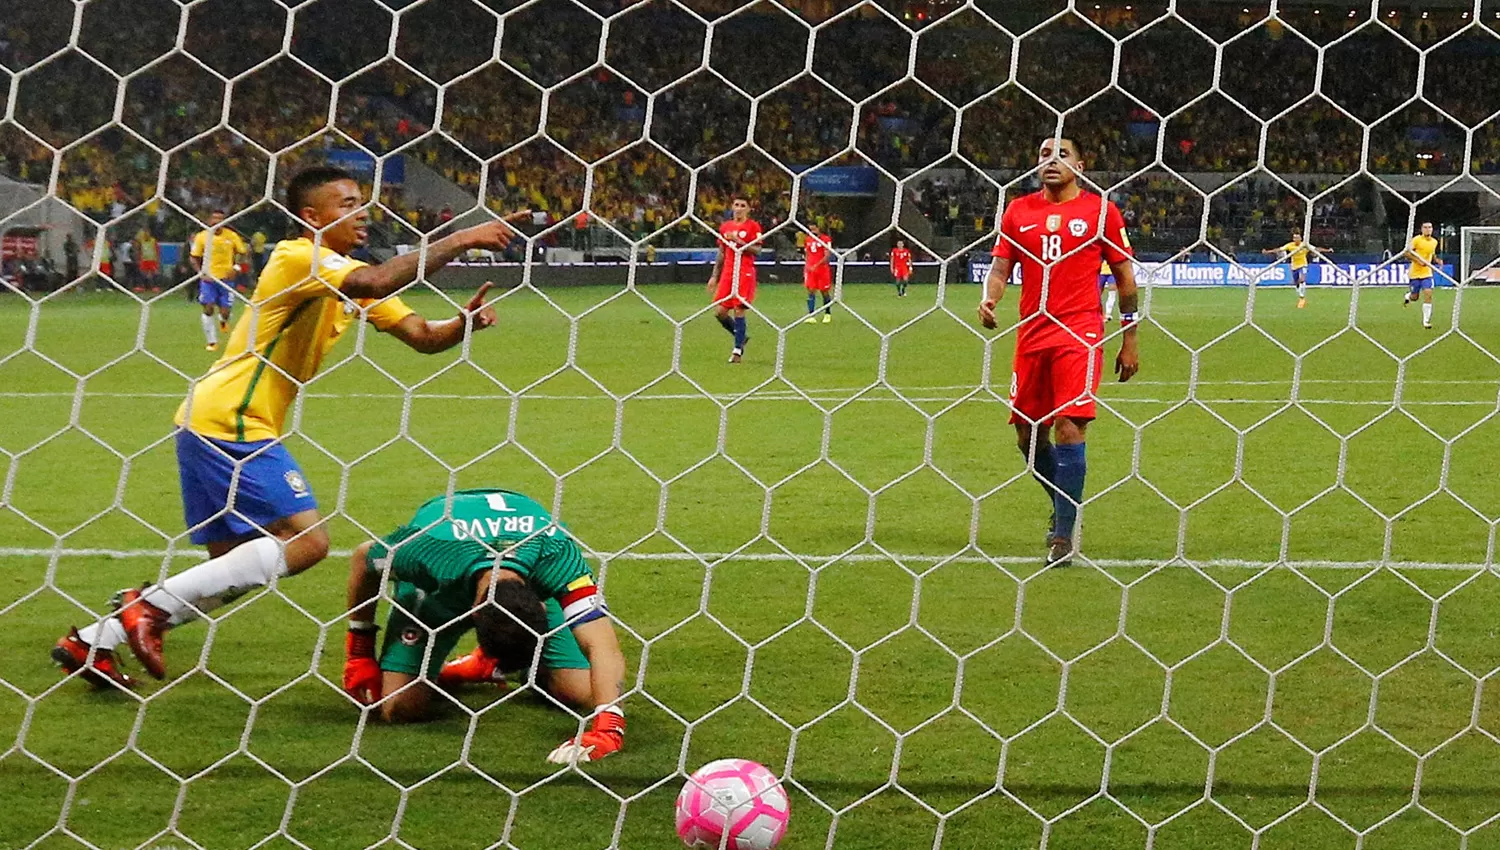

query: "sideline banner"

left=966, top=259, right=1456, bottom=286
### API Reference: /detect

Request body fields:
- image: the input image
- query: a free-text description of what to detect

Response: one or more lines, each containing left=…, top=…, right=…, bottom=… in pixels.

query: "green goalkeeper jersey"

left=367, top=488, right=603, bottom=622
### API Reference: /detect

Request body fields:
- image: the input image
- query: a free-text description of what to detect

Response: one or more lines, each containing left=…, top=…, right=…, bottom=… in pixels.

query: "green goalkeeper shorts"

left=378, top=582, right=591, bottom=678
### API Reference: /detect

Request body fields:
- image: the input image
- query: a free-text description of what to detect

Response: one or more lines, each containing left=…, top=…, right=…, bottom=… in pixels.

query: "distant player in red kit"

left=707, top=196, right=762, bottom=363
left=802, top=223, right=833, bottom=324
left=890, top=240, right=912, bottom=297
left=977, top=137, right=1140, bottom=566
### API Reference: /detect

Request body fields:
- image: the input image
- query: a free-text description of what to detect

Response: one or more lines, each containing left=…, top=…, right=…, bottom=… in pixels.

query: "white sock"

left=140, top=537, right=286, bottom=619
left=1423, top=302, right=1433, bottom=324
left=201, top=313, right=218, bottom=344
left=77, top=617, right=128, bottom=650
left=1296, top=283, right=1306, bottom=298
left=1103, top=290, right=1117, bottom=320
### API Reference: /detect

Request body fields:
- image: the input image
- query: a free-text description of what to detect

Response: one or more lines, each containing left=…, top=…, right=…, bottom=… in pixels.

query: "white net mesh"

left=5, top=1, right=1500, bottom=849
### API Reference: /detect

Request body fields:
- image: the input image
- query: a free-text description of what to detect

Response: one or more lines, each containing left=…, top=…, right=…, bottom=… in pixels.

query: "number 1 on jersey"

left=485, top=493, right=514, bottom=512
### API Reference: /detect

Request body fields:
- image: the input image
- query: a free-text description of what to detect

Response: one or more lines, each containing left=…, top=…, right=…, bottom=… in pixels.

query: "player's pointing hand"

left=460, top=217, right=526, bottom=252
left=465, top=282, right=498, bottom=331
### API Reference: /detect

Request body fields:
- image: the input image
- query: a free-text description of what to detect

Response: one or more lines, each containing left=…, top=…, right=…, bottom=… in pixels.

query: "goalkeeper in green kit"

left=343, top=488, right=628, bottom=764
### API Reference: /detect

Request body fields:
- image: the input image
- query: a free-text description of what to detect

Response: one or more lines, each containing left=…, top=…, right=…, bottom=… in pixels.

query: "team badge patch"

left=284, top=470, right=310, bottom=497
left=1046, top=214, right=1062, bottom=233
left=400, top=627, right=422, bottom=646
left=1068, top=218, right=1089, bottom=237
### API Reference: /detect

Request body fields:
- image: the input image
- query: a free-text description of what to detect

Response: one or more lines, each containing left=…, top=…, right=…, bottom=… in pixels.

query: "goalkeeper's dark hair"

left=472, top=577, right=548, bottom=673
left=287, top=166, right=357, bottom=214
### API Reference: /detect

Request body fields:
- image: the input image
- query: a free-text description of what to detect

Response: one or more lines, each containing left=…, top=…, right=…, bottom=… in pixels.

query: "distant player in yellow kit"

left=1262, top=230, right=1331, bottom=309
left=1099, top=230, right=1130, bottom=319
left=190, top=210, right=248, bottom=350
left=1403, top=221, right=1439, bottom=330
left=52, top=166, right=529, bottom=689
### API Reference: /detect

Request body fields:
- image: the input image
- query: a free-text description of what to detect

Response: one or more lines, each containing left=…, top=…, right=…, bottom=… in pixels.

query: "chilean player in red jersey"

left=978, top=137, right=1140, bottom=566
left=803, top=222, right=833, bottom=323
left=707, top=196, right=763, bottom=363
left=890, top=239, right=913, bottom=297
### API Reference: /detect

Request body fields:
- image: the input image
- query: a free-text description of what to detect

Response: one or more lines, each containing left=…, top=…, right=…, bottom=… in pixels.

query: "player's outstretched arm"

left=343, top=541, right=383, bottom=705
left=545, top=617, right=627, bottom=764
left=977, top=256, right=1013, bottom=329
left=385, top=282, right=499, bottom=355
left=341, top=212, right=528, bottom=300
left=1112, top=259, right=1140, bottom=383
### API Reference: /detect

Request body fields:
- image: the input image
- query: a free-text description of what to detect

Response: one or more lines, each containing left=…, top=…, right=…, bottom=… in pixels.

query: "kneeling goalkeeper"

left=343, top=487, right=627, bottom=764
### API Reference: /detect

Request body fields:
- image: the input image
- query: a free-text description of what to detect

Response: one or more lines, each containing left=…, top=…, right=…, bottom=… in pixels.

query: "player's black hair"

left=1042, top=136, right=1082, bottom=157
left=730, top=193, right=750, bottom=204
left=287, top=166, right=357, bottom=214
left=472, top=576, right=548, bottom=673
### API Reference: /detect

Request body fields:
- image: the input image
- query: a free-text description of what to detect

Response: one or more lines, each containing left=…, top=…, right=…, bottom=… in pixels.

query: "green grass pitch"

left=3, top=280, right=1500, bottom=850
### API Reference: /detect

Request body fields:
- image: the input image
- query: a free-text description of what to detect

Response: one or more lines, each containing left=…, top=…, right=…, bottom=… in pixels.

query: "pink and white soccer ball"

left=675, top=758, right=790, bottom=850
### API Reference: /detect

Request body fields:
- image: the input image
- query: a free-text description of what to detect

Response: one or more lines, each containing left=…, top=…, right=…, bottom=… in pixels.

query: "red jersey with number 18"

left=718, top=218, right=762, bottom=284
left=891, top=246, right=912, bottom=278
left=990, top=190, right=1130, bottom=350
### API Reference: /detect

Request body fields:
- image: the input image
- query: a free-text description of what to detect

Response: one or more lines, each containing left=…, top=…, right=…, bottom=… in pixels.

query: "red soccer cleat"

left=114, top=587, right=169, bottom=680
left=438, top=647, right=509, bottom=690
left=52, top=627, right=137, bottom=690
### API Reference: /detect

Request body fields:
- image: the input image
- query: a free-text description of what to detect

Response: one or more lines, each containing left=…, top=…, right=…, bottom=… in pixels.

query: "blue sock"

left=1052, top=442, right=1087, bottom=541
left=822, top=294, right=832, bottom=314
left=1022, top=441, right=1057, bottom=502
left=807, top=293, right=816, bottom=313
left=733, top=316, right=747, bottom=349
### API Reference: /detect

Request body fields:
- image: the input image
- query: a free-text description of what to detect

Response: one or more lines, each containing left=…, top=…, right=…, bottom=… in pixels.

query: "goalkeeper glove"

left=546, top=707, right=624, bottom=764
left=343, top=625, right=381, bottom=705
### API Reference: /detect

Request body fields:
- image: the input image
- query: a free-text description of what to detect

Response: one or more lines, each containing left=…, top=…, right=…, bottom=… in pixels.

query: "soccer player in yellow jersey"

left=1261, top=230, right=1331, bottom=309
left=1098, top=229, right=1130, bottom=319
left=52, top=166, right=528, bottom=688
left=191, top=210, right=249, bottom=350
left=1403, top=221, right=1439, bottom=330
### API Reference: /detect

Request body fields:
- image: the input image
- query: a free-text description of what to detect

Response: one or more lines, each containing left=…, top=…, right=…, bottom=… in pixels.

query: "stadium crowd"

left=2, top=0, right=1499, bottom=265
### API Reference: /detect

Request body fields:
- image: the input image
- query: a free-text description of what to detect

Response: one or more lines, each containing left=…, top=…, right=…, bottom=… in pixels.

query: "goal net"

left=3, top=1, right=1499, bottom=849
left=1461, top=225, right=1500, bottom=285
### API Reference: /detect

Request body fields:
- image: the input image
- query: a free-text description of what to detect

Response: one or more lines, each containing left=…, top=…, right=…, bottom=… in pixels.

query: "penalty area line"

left=0, top=547, right=1490, bottom=571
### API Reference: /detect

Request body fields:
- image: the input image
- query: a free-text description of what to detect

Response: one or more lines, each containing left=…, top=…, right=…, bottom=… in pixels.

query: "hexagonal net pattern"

left=5, top=1, right=1500, bottom=849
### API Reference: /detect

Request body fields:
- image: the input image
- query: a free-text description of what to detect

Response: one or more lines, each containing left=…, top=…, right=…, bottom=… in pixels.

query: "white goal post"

left=1460, top=225, right=1500, bottom=286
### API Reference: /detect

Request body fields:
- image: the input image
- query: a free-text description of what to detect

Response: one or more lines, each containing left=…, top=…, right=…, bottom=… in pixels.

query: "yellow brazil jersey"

left=192, top=228, right=249, bottom=280
left=1101, top=229, right=1131, bottom=275
left=1279, top=241, right=1310, bottom=269
left=1409, top=234, right=1438, bottom=280
left=175, top=238, right=414, bottom=442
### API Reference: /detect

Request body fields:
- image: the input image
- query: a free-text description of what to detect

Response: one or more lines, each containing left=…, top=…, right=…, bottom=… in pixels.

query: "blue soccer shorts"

left=1291, top=267, right=1307, bottom=286
left=1409, top=276, right=1435, bottom=293
left=175, top=430, right=317, bottom=544
left=197, top=278, right=234, bottom=309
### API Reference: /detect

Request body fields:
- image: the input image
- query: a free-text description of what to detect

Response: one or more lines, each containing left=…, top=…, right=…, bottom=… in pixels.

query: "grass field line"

left=1, top=546, right=1490, bottom=571
left=0, top=389, right=1493, bottom=407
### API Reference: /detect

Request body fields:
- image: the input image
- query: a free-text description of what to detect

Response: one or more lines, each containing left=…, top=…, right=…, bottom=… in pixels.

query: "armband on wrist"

left=1119, top=311, right=1140, bottom=327
left=348, top=620, right=378, bottom=633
